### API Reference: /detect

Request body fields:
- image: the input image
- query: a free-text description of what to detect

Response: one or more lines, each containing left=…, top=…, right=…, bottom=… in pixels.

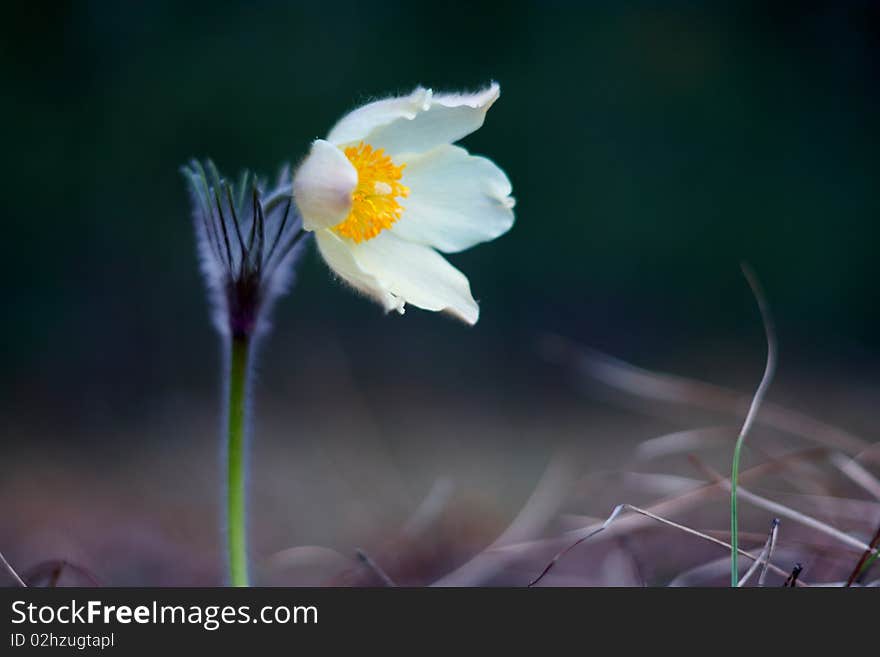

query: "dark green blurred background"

left=0, top=1, right=878, bottom=584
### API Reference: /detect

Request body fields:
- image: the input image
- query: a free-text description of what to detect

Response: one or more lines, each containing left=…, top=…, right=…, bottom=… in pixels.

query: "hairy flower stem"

left=226, top=335, right=251, bottom=587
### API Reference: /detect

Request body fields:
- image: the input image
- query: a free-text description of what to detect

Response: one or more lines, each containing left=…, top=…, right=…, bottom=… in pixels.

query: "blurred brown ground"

left=3, top=339, right=878, bottom=587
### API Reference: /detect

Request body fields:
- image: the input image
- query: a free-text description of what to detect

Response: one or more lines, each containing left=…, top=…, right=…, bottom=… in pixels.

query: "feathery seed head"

left=182, top=159, right=309, bottom=339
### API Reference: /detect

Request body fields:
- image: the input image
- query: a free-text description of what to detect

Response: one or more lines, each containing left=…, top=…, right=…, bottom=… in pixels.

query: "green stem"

left=729, top=264, right=777, bottom=588
left=730, top=437, right=744, bottom=587
left=227, top=335, right=251, bottom=587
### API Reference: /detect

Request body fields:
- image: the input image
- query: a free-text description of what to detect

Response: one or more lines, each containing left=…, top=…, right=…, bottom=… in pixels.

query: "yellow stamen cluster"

left=334, top=142, right=409, bottom=243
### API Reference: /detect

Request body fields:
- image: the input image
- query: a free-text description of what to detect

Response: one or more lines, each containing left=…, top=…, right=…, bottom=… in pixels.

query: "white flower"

left=292, top=83, right=514, bottom=325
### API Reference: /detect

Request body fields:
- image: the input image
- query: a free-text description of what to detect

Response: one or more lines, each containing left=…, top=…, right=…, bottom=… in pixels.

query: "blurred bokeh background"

left=1, top=1, right=878, bottom=585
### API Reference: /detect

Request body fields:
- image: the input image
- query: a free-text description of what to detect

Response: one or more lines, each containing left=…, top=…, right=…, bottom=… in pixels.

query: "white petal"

left=314, top=230, right=404, bottom=314
left=293, top=139, right=357, bottom=231
left=391, top=145, right=515, bottom=253
left=327, top=88, right=432, bottom=146
left=329, top=83, right=501, bottom=156
left=350, top=231, right=479, bottom=324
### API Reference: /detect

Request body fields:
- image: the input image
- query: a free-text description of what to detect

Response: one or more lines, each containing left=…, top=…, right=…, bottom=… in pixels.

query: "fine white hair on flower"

left=182, top=160, right=310, bottom=338
left=292, top=82, right=515, bottom=325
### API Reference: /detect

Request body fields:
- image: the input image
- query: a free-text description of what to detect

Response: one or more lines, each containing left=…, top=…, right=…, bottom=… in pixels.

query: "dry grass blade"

left=528, top=503, right=802, bottom=587
left=0, top=549, right=25, bottom=587
left=634, top=427, right=733, bottom=461
left=845, top=523, right=880, bottom=587
left=528, top=504, right=626, bottom=586
left=829, top=453, right=880, bottom=501
left=738, top=518, right=779, bottom=587
left=691, top=457, right=876, bottom=555
left=542, top=336, right=869, bottom=455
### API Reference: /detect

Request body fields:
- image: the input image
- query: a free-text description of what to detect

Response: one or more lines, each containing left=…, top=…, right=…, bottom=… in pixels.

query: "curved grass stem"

left=227, top=335, right=251, bottom=587
left=730, top=264, right=777, bottom=586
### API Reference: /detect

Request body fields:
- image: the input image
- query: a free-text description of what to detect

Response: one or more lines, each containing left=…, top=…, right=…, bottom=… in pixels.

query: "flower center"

left=333, top=142, right=409, bottom=243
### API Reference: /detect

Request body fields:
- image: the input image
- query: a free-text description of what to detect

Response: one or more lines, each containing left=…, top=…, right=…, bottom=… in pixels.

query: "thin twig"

left=355, top=549, right=396, bottom=587
left=783, top=563, right=803, bottom=587
left=730, top=263, right=778, bottom=586
left=528, top=505, right=625, bottom=586
left=845, top=523, right=880, bottom=587
left=528, top=504, right=801, bottom=587
left=0, top=549, right=26, bottom=587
